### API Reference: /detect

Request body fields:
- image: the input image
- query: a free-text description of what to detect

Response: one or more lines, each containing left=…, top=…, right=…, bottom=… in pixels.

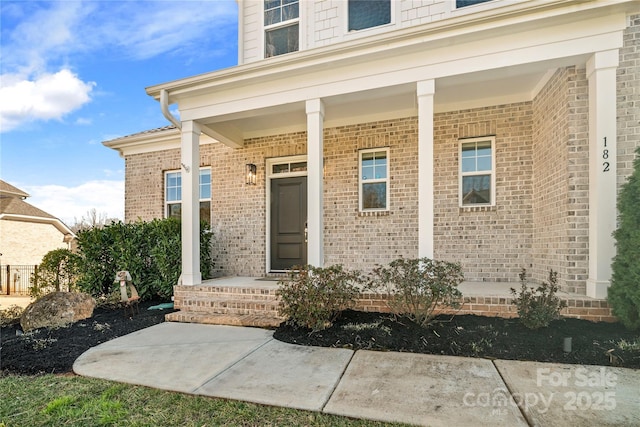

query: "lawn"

left=0, top=374, right=404, bottom=427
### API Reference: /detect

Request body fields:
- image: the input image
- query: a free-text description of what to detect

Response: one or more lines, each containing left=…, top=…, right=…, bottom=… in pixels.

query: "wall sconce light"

left=246, top=163, right=257, bottom=185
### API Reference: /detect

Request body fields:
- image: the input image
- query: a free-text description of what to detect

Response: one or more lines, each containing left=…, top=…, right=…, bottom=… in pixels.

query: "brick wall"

left=323, top=118, right=419, bottom=270
left=209, top=132, right=307, bottom=277
left=531, top=68, right=570, bottom=287
left=124, top=26, right=639, bottom=293
left=124, top=102, right=567, bottom=287
left=0, top=220, right=69, bottom=265
left=355, top=292, right=616, bottom=323
left=530, top=67, right=590, bottom=294
left=124, top=146, right=216, bottom=222
left=432, top=103, right=534, bottom=282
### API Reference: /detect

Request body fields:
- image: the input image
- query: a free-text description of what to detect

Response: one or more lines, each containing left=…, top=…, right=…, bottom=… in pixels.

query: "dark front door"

left=270, top=176, right=307, bottom=270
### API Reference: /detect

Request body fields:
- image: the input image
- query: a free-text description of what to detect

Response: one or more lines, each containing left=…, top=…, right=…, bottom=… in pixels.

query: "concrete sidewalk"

left=73, top=323, right=640, bottom=427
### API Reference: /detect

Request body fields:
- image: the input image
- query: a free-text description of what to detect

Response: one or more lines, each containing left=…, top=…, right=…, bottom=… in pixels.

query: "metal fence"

left=0, top=265, right=37, bottom=296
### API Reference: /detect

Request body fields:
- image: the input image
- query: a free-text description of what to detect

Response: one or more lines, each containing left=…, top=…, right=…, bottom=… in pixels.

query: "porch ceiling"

left=200, top=54, right=589, bottom=140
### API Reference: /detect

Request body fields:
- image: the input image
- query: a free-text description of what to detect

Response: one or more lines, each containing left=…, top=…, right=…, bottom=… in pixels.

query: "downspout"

left=160, top=89, right=181, bottom=130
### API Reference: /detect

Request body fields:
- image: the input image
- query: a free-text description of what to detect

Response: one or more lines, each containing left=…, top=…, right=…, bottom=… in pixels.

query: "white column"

left=180, top=120, right=202, bottom=286
left=306, top=98, right=324, bottom=267
left=417, top=80, right=435, bottom=259
left=586, top=50, right=618, bottom=299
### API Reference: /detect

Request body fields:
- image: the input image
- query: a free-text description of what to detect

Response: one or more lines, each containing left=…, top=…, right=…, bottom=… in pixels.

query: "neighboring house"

left=0, top=180, right=74, bottom=263
left=104, top=0, right=639, bottom=301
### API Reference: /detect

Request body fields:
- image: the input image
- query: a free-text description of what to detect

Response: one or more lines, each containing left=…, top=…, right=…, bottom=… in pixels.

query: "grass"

left=0, top=374, right=406, bottom=427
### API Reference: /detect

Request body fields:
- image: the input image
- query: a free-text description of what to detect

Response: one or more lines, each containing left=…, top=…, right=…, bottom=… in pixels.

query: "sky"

left=0, top=0, right=238, bottom=226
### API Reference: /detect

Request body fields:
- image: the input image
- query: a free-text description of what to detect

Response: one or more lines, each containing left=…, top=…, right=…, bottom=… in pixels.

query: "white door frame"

left=265, top=155, right=308, bottom=273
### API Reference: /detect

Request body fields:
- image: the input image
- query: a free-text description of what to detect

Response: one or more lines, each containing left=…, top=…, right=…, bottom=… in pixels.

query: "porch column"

left=180, top=120, right=202, bottom=286
left=306, top=98, right=325, bottom=267
left=417, top=80, right=435, bottom=259
left=586, top=50, right=618, bottom=299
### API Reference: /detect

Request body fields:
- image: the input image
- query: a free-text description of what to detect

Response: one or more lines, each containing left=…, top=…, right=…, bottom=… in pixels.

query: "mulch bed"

left=2, top=304, right=638, bottom=376
left=1, top=300, right=175, bottom=376
left=274, top=310, right=640, bottom=369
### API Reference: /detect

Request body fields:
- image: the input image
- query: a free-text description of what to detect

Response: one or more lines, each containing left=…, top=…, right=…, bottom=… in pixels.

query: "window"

left=272, top=161, right=307, bottom=175
left=359, top=148, right=389, bottom=211
left=456, top=0, right=493, bottom=8
left=348, top=0, right=391, bottom=31
left=460, top=137, right=495, bottom=206
left=264, top=0, right=299, bottom=57
left=165, top=168, right=211, bottom=222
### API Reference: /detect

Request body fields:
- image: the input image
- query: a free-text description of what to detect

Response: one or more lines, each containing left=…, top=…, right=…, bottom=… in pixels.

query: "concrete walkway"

left=73, top=323, right=640, bottom=427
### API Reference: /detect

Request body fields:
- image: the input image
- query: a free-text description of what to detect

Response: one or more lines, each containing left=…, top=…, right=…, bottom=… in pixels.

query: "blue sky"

left=0, top=0, right=238, bottom=225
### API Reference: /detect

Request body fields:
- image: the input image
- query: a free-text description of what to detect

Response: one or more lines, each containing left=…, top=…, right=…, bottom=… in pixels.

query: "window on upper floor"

left=348, top=0, right=391, bottom=32
left=359, top=148, right=389, bottom=212
left=165, top=168, right=211, bottom=223
left=264, top=0, right=299, bottom=58
left=456, top=0, right=493, bottom=8
left=459, top=137, right=495, bottom=207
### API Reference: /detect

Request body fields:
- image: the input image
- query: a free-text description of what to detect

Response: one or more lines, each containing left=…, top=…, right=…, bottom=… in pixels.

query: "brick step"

left=165, top=311, right=283, bottom=328
left=176, top=294, right=280, bottom=304
left=178, top=307, right=280, bottom=316
left=175, top=286, right=278, bottom=297
left=180, top=297, right=279, bottom=309
left=174, top=289, right=280, bottom=300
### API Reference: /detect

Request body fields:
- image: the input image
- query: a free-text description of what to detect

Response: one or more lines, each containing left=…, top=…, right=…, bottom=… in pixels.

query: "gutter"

left=160, top=89, right=181, bottom=129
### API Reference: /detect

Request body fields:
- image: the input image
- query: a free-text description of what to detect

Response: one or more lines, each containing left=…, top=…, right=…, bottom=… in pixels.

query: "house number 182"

left=602, top=137, right=610, bottom=172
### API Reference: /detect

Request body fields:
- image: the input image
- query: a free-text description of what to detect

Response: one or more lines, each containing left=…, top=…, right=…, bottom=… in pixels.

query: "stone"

left=20, top=292, right=95, bottom=332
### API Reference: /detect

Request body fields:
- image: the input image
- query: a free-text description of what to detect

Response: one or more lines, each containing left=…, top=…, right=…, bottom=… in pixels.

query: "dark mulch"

left=274, top=310, right=640, bottom=369
left=1, top=300, right=175, bottom=376
left=3, top=304, right=638, bottom=376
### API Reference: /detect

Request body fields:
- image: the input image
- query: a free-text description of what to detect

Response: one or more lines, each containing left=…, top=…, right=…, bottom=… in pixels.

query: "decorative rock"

left=20, top=292, right=96, bottom=332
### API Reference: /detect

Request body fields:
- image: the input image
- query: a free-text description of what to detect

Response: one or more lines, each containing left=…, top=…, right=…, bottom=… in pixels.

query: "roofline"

left=0, top=189, right=30, bottom=199
left=102, top=127, right=217, bottom=156
left=0, top=213, right=75, bottom=238
left=145, top=0, right=633, bottom=100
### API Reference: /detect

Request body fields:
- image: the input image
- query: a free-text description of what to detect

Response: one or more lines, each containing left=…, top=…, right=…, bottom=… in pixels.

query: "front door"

left=270, top=176, right=307, bottom=270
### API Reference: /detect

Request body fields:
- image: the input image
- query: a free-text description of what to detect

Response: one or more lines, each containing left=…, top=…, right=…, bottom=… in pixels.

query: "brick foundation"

left=170, top=284, right=617, bottom=326
left=356, top=293, right=617, bottom=323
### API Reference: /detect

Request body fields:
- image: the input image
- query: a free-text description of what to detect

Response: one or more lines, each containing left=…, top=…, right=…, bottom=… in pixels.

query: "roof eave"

left=145, top=0, right=631, bottom=100
left=0, top=213, right=75, bottom=237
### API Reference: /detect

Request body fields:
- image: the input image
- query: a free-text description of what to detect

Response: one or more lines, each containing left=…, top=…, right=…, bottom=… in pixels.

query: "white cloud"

left=100, top=1, right=238, bottom=61
left=23, top=180, right=124, bottom=226
left=0, top=69, right=95, bottom=132
left=0, top=1, right=237, bottom=132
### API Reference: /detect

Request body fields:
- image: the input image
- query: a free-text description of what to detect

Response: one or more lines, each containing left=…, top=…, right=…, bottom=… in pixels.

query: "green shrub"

left=510, top=269, right=566, bottom=329
left=609, top=147, right=640, bottom=330
left=76, top=218, right=213, bottom=301
left=29, top=249, right=81, bottom=298
left=277, top=265, right=363, bottom=331
left=369, top=257, right=464, bottom=327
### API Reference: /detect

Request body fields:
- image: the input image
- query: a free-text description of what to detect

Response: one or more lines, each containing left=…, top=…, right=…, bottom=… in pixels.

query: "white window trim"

left=359, top=147, right=390, bottom=212
left=164, top=167, right=211, bottom=218
left=262, top=0, right=302, bottom=59
left=452, top=0, right=504, bottom=16
left=343, top=0, right=397, bottom=37
left=458, top=136, right=496, bottom=208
